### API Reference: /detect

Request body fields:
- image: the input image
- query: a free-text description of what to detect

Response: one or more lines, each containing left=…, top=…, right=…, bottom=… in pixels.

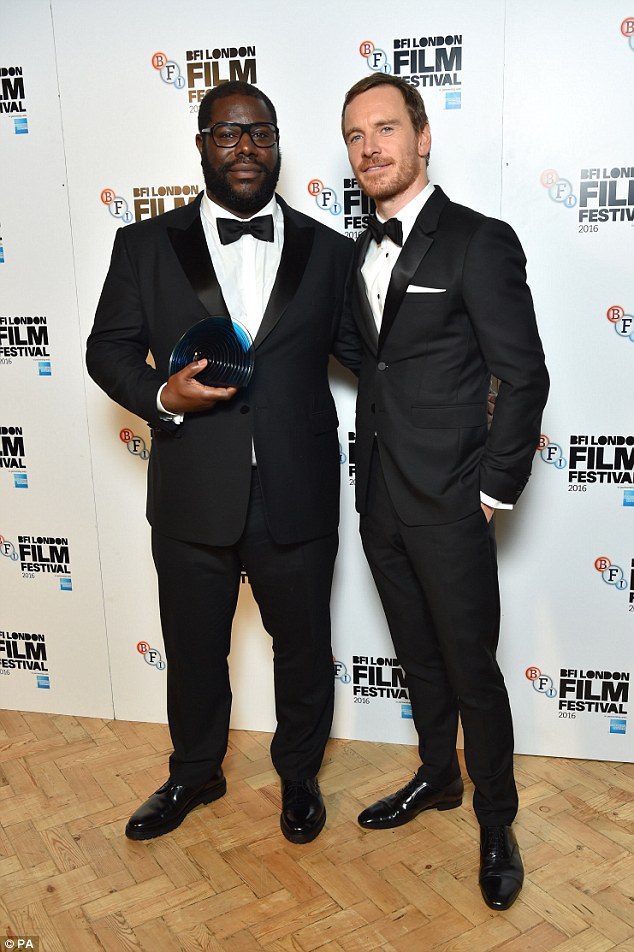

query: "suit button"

left=240, top=405, right=250, bottom=414
left=378, top=361, right=387, bottom=371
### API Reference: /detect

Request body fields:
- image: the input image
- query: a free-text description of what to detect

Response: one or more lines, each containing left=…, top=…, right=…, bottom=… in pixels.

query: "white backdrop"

left=1, top=0, right=632, bottom=763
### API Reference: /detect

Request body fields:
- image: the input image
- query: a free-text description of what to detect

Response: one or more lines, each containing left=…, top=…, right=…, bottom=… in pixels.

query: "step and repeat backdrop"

left=1, top=0, right=632, bottom=762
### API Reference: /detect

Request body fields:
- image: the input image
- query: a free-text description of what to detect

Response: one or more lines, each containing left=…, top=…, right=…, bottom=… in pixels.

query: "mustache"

left=226, top=157, right=268, bottom=171
left=359, top=160, right=392, bottom=172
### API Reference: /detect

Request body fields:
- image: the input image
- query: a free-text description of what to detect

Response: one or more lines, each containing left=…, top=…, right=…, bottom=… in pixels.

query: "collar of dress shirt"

left=375, top=181, right=435, bottom=245
left=200, top=190, right=280, bottom=231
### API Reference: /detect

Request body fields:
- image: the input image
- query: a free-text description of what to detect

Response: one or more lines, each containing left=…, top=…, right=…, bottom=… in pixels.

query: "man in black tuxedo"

left=87, top=81, right=359, bottom=844
left=341, top=74, right=549, bottom=909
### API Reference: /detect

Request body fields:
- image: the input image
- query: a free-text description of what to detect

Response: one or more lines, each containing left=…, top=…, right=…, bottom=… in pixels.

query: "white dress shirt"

left=362, top=181, right=435, bottom=332
left=157, top=193, right=284, bottom=433
left=199, top=191, right=284, bottom=341
left=361, top=182, right=510, bottom=511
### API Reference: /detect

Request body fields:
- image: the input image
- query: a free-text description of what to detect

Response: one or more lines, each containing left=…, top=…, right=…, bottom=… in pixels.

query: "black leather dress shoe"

left=280, top=778, right=326, bottom=844
left=479, top=825, right=524, bottom=910
left=125, top=770, right=226, bottom=840
left=358, top=775, right=464, bottom=830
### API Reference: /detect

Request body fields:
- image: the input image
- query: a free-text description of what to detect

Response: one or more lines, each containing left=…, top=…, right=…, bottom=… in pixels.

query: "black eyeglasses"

left=200, top=122, right=279, bottom=149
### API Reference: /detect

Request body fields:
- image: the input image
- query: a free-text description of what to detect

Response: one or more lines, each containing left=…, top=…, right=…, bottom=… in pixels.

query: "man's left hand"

left=487, top=390, right=497, bottom=424
left=481, top=502, right=494, bottom=523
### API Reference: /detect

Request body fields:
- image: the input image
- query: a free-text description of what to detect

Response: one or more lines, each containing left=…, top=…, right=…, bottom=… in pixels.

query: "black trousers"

left=151, top=469, right=338, bottom=786
left=360, top=447, right=518, bottom=826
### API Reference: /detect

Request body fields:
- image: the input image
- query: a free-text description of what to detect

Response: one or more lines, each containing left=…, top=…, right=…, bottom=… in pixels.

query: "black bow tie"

left=367, top=214, right=403, bottom=247
left=217, top=215, right=274, bottom=245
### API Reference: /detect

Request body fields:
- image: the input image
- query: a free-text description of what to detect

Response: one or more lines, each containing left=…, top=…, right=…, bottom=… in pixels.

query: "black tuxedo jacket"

left=351, top=186, right=549, bottom=525
left=87, top=193, right=359, bottom=546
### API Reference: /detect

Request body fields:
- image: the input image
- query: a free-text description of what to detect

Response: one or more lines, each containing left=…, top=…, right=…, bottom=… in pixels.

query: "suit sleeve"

left=331, top=251, right=363, bottom=375
left=462, top=218, right=549, bottom=504
left=86, top=228, right=174, bottom=430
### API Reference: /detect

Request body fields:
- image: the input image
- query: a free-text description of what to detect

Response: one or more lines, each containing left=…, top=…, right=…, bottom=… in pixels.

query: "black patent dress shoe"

left=125, top=770, right=226, bottom=840
left=280, top=778, right=326, bottom=844
left=358, top=774, right=464, bottom=830
left=479, top=825, right=524, bottom=910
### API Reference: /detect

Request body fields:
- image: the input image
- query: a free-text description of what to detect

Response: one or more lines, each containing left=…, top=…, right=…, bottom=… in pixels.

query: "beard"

left=357, top=152, right=423, bottom=203
left=201, top=149, right=282, bottom=215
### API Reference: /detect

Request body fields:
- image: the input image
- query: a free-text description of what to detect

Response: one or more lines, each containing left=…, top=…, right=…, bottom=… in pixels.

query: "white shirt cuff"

left=157, top=383, right=184, bottom=424
left=480, top=491, right=513, bottom=511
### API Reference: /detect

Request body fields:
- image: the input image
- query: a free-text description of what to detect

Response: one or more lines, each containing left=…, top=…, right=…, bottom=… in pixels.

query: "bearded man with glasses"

left=87, top=81, right=360, bottom=845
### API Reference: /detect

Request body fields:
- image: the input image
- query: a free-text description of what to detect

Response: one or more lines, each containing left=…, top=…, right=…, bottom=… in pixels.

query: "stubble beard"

left=357, top=152, right=423, bottom=204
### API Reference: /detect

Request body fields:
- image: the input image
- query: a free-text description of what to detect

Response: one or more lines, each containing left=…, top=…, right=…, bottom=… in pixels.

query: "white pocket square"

left=406, top=285, right=446, bottom=293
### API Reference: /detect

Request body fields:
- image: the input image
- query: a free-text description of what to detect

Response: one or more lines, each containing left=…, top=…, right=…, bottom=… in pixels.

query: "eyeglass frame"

left=200, top=122, right=280, bottom=149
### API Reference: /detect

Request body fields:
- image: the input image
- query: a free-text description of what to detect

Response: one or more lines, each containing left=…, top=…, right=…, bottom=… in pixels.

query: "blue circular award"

left=169, top=316, right=254, bottom=388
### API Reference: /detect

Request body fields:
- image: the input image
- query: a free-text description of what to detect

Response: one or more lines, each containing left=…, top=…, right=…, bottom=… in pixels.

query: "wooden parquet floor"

left=1, top=710, right=633, bottom=951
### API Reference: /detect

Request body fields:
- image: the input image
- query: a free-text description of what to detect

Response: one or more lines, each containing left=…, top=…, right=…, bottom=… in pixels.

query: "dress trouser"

left=359, top=446, right=518, bottom=826
left=151, top=468, right=338, bottom=787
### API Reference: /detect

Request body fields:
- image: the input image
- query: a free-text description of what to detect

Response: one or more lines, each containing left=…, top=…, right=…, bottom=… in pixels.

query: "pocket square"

left=406, top=285, right=446, bottom=293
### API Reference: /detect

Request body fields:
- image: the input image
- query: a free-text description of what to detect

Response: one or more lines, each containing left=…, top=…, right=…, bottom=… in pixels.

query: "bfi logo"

left=526, top=666, right=557, bottom=699
left=359, top=39, right=392, bottom=74
left=101, top=188, right=133, bottom=224
left=120, top=428, right=149, bottom=461
left=307, top=179, right=341, bottom=216
left=151, top=51, right=186, bottom=89
left=137, top=641, right=166, bottom=670
left=541, top=169, right=577, bottom=209
left=594, top=556, right=629, bottom=594
left=606, top=305, right=634, bottom=343
left=538, top=434, right=567, bottom=469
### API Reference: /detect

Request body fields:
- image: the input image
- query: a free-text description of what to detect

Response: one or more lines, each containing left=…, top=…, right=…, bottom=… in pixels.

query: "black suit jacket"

left=87, top=193, right=359, bottom=546
left=351, top=186, right=549, bottom=525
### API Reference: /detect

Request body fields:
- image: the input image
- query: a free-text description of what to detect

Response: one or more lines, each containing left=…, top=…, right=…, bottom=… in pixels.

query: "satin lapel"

left=167, top=214, right=229, bottom=317
left=354, top=229, right=379, bottom=354
left=378, top=186, right=449, bottom=353
left=378, top=226, right=433, bottom=353
left=254, top=202, right=314, bottom=348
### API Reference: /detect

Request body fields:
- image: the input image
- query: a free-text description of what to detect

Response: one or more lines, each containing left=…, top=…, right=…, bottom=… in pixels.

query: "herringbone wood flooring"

left=1, top=710, right=633, bottom=951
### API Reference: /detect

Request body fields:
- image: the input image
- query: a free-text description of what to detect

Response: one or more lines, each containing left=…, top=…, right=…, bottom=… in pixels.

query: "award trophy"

left=169, top=316, right=254, bottom=388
